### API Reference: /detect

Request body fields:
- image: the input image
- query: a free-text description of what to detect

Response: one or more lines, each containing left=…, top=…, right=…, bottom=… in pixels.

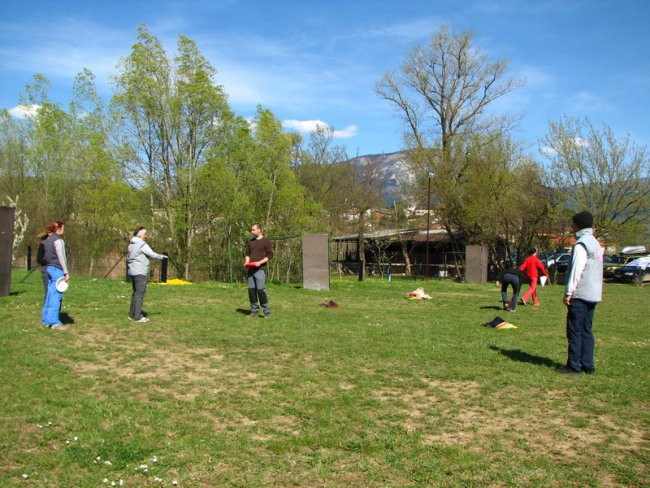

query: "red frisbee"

left=245, top=262, right=257, bottom=268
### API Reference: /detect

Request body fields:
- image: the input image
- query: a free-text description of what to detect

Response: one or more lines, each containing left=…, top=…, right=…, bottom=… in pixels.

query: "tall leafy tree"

left=68, top=69, right=144, bottom=274
left=541, top=116, right=650, bottom=244
left=450, top=136, right=547, bottom=243
left=461, top=135, right=552, bottom=263
left=292, top=125, right=356, bottom=234
left=20, top=75, right=77, bottom=226
left=194, top=115, right=256, bottom=281
left=113, top=26, right=233, bottom=277
left=0, top=110, right=29, bottom=205
left=243, top=107, right=309, bottom=231
left=246, top=107, right=313, bottom=281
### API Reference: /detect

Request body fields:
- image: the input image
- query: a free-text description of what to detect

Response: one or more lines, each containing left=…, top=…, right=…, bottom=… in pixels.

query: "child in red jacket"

left=519, top=248, right=549, bottom=306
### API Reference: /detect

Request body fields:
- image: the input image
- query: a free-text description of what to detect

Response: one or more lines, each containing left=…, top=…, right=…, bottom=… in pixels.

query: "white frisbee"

left=55, top=277, right=69, bottom=293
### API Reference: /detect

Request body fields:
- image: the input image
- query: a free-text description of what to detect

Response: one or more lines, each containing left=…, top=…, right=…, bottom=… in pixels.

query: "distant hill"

left=348, top=151, right=413, bottom=205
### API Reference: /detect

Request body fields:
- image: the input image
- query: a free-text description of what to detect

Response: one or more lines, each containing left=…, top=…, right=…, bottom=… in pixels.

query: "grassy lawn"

left=1, top=271, right=648, bottom=487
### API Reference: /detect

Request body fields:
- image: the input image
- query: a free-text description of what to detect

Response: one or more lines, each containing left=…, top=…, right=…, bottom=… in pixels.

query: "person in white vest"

left=558, top=211, right=603, bottom=374
left=127, top=227, right=167, bottom=323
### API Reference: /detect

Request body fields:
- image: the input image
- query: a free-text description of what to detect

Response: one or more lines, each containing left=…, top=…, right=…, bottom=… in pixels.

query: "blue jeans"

left=566, top=298, right=596, bottom=371
left=41, top=266, right=64, bottom=326
left=247, top=268, right=270, bottom=314
left=40, top=266, right=48, bottom=303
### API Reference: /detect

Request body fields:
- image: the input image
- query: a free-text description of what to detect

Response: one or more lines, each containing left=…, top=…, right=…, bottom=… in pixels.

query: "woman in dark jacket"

left=41, top=221, right=70, bottom=330
left=36, top=232, right=50, bottom=301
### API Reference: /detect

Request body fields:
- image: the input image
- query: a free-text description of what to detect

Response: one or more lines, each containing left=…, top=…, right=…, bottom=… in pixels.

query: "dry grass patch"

left=369, top=376, right=647, bottom=473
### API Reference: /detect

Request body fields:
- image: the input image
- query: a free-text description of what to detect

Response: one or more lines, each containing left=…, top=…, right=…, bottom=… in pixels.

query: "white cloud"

left=217, top=66, right=266, bottom=106
left=282, top=119, right=357, bottom=139
left=517, top=65, right=554, bottom=88
left=0, top=18, right=136, bottom=99
left=570, top=90, right=613, bottom=113
left=573, top=137, right=590, bottom=147
left=8, top=104, right=39, bottom=118
left=540, top=136, right=589, bottom=156
left=332, top=125, right=358, bottom=138
left=356, top=17, right=444, bottom=41
left=282, top=119, right=329, bottom=134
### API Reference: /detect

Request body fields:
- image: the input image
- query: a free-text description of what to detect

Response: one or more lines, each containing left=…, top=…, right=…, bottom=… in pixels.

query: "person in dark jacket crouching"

left=497, top=265, right=522, bottom=312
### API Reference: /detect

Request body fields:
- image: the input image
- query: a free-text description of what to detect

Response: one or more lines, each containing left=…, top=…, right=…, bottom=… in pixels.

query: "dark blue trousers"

left=500, top=273, right=520, bottom=310
left=566, top=298, right=596, bottom=372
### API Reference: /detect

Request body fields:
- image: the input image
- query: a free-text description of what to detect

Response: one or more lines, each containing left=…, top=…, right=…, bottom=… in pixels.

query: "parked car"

left=539, top=252, right=556, bottom=268
left=620, top=245, right=647, bottom=255
left=550, top=253, right=572, bottom=273
left=612, top=257, right=650, bottom=284
left=604, top=254, right=649, bottom=280
left=604, top=255, right=622, bottom=279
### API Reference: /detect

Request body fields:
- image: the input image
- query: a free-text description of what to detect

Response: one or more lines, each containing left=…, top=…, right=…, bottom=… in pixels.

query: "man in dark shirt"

left=245, top=223, right=273, bottom=318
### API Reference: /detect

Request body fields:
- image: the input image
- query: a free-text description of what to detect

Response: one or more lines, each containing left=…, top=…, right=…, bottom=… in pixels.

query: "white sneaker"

left=135, top=317, right=149, bottom=323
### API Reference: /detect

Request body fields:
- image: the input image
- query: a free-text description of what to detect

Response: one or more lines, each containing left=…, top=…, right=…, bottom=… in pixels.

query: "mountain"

left=348, top=151, right=413, bottom=205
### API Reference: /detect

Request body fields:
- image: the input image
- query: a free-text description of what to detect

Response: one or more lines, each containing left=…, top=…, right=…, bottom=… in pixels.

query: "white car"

left=551, top=253, right=572, bottom=273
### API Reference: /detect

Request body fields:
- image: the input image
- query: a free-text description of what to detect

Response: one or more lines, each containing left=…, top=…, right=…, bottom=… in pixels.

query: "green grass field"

left=1, top=272, right=648, bottom=487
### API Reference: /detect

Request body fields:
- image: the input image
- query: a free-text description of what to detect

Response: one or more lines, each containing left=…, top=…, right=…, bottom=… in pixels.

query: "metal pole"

left=161, top=252, right=169, bottom=283
left=426, top=174, right=431, bottom=278
left=103, top=251, right=126, bottom=280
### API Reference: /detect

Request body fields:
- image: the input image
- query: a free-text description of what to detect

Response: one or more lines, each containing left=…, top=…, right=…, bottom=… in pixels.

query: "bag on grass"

left=482, top=315, right=518, bottom=330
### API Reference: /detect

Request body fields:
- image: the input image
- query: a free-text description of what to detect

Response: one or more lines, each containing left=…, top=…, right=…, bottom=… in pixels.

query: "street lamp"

left=425, top=171, right=434, bottom=278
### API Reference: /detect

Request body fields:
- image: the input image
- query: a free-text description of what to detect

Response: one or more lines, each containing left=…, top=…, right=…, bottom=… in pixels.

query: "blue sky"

left=1, top=0, right=648, bottom=157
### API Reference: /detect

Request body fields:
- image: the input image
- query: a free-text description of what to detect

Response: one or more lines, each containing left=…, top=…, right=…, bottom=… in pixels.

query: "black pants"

left=129, top=274, right=148, bottom=320
left=500, top=273, right=520, bottom=310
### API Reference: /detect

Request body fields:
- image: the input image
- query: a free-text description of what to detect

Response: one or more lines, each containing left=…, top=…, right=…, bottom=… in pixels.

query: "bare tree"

left=346, top=159, right=385, bottom=279
left=376, top=24, right=523, bottom=156
left=376, top=24, right=524, bottom=247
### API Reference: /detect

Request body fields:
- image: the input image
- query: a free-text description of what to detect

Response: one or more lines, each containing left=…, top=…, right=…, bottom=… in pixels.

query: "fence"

left=15, top=236, right=511, bottom=284
left=16, top=235, right=306, bottom=284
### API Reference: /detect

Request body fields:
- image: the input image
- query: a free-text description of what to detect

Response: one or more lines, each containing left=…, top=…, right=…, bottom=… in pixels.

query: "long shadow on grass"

left=489, top=345, right=560, bottom=368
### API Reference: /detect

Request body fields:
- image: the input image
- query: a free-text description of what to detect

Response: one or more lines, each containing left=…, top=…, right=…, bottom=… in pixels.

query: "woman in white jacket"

left=127, top=227, right=167, bottom=323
